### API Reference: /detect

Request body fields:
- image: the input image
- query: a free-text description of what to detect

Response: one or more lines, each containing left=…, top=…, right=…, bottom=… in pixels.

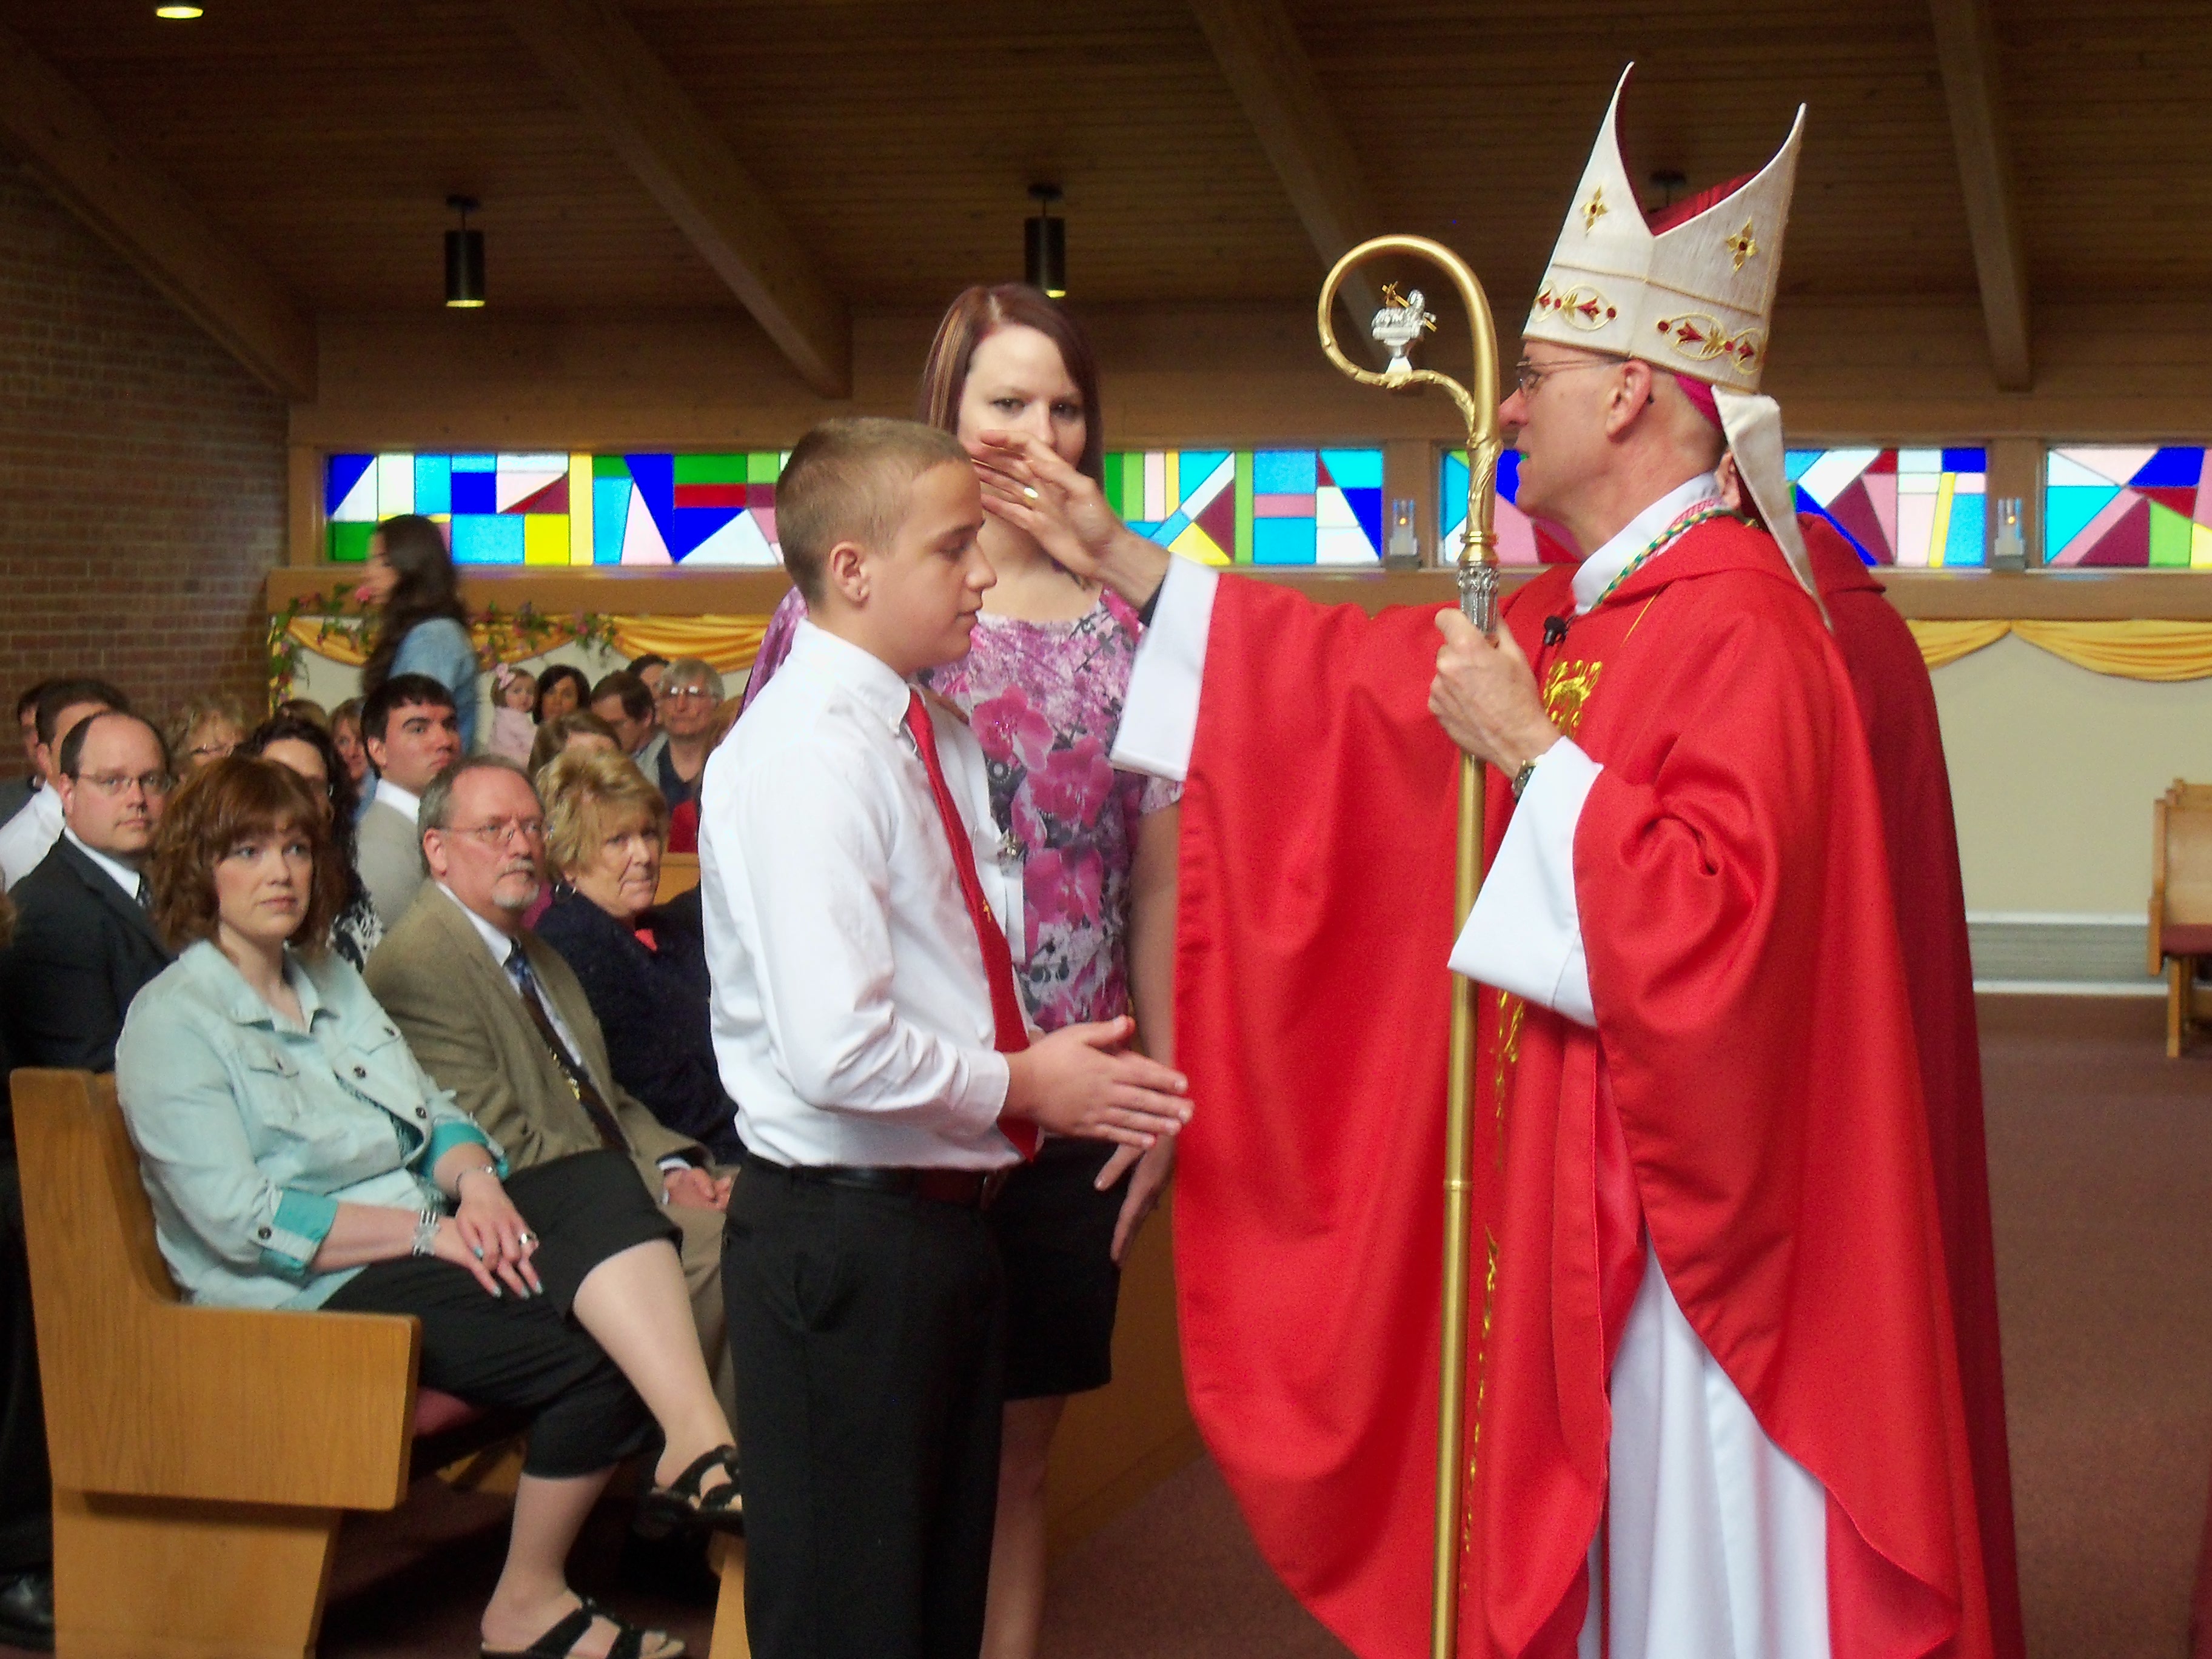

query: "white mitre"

left=1524, top=65, right=1824, bottom=614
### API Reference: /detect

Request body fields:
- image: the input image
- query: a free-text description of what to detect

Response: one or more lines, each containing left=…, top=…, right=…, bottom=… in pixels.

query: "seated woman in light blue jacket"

left=116, top=757, right=739, bottom=1659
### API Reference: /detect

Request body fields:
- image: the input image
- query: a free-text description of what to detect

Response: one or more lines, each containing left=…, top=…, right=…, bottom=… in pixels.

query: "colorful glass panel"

left=1102, top=449, right=1385, bottom=566
left=1439, top=450, right=1564, bottom=565
left=2044, top=447, right=2212, bottom=568
left=1786, top=448, right=1988, bottom=568
left=324, top=452, right=789, bottom=566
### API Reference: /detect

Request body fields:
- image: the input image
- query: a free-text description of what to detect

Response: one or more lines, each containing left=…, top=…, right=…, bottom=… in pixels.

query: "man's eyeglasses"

left=1512, top=358, right=1622, bottom=398
left=451, top=818, right=546, bottom=848
left=659, top=686, right=716, bottom=703
left=75, top=770, right=173, bottom=798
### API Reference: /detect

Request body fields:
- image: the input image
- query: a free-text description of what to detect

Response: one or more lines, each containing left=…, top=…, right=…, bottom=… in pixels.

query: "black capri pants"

left=324, top=1149, right=678, bottom=1478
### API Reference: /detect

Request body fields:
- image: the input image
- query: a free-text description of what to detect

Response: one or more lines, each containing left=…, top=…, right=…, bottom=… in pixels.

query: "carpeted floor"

left=7, top=994, right=2206, bottom=1658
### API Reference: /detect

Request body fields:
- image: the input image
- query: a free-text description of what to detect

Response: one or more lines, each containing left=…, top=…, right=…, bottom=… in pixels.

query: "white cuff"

left=1110, top=558, right=1218, bottom=784
left=1448, top=740, right=1601, bottom=1027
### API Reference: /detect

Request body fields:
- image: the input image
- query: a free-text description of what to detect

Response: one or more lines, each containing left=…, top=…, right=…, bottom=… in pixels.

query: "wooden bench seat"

left=12, top=1067, right=751, bottom=1658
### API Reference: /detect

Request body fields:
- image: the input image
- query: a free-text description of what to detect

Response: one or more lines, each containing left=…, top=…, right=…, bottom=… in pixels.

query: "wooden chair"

left=2151, top=782, right=2212, bottom=1056
left=657, top=851, right=702, bottom=904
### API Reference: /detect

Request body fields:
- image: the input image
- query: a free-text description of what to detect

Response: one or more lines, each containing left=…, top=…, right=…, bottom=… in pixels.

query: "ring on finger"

left=518, top=1230, right=537, bottom=1246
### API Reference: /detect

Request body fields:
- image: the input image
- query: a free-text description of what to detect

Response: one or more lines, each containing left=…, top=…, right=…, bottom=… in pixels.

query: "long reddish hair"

left=916, top=284, right=1105, bottom=484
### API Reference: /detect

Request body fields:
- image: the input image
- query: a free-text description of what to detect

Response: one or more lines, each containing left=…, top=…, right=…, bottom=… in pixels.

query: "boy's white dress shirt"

left=701, top=620, right=1023, bottom=1172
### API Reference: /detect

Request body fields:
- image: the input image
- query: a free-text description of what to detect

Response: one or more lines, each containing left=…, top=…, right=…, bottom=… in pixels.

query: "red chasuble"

left=1171, top=517, right=1992, bottom=1659
left=1801, top=516, right=2024, bottom=1659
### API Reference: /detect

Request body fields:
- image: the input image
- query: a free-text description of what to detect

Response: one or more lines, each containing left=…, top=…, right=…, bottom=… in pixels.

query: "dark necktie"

left=506, top=943, right=628, bottom=1153
left=904, top=691, right=1037, bottom=1159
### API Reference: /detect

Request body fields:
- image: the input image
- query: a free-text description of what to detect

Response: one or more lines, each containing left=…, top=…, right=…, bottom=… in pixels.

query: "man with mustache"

left=366, top=756, right=736, bottom=1415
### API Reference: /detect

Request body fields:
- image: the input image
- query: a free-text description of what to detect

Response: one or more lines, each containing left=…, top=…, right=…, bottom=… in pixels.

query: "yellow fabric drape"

left=1904, top=618, right=2212, bottom=681
left=1905, top=620, right=2011, bottom=671
left=286, top=614, right=778, bottom=675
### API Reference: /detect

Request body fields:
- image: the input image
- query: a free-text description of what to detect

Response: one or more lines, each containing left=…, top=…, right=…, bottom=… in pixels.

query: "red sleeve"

left=1174, top=574, right=1461, bottom=1658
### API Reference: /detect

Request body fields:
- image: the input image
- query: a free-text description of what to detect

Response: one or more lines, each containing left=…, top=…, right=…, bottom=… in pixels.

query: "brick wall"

left=0, top=160, right=286, bottom=782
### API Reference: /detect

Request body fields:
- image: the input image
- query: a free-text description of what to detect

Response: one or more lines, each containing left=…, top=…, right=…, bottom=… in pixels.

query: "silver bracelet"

left=411, top=1208, right=443, bottom=1258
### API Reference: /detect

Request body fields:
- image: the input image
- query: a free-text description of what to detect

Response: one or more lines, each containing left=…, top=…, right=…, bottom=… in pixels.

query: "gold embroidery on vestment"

left=1541, top=659, right=1604, bottom=739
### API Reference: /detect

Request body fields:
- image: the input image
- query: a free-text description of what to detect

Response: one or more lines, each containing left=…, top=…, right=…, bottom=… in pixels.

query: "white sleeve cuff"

left=1110, top=558, right=1218, bottom=784
left=1448, top=740, right=1601, bottom=1027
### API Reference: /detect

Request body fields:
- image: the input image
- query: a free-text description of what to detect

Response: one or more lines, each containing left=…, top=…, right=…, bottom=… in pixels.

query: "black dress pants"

left=0, top=1157, right=50, bottom=1577
left=325, top=1150, right=675, bottom=1478
left=724, top=1165, right=1006, bottom=1659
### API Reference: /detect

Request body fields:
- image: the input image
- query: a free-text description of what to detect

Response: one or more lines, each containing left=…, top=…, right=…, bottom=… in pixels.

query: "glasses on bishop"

left=1512, top=358, right=1621, bottom=397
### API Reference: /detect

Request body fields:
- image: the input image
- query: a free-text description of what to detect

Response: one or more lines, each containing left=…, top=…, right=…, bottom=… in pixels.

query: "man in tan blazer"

left=365, top=754, right=735, bottom=1413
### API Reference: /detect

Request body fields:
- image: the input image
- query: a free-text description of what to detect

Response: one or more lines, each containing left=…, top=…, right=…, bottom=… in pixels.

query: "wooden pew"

left=2151, top=781, right=2212, bottom=1056
left=15, top=1067, right=755, bottom=1658
left=657, top=851, right=702, bottom=905
left=15, top=1068, right=425, bottom=1659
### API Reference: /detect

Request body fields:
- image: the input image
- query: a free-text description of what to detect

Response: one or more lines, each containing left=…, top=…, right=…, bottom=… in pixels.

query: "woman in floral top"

left=743, top=284, right=1178, bottom=1659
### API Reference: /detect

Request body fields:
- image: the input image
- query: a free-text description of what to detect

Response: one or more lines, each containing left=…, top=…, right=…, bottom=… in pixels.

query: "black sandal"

left=637, top=1445, right=743, bottom=1538
left=480, top=1596, right=682, bottom=1659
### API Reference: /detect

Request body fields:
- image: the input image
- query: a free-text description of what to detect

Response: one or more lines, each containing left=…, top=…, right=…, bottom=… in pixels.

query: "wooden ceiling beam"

left=1186, top=0, right=1389, bottom=349
left=495, top=0, right=851, bottom=398
left=0, top=19, right=316, bottom=402
left=1929, top=0, right=2032, bottom=390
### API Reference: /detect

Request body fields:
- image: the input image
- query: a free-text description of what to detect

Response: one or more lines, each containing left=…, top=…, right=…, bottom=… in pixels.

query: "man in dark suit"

left=0, top=709, right=172, bottom=1652
left=0, top=711, right=173, bottom=1076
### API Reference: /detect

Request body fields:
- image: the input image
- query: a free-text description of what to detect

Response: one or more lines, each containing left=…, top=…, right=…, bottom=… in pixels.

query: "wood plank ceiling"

left=1, top=0, right=2205, bottom=336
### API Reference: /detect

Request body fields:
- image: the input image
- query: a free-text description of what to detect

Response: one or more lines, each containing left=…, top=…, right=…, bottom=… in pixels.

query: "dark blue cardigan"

left=534, top=885, right=745, bottom=1163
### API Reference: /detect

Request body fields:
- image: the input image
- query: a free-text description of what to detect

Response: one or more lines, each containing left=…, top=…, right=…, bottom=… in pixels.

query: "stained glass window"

left=1787, top=449, right=1988, bottom=567
left=1101, top=449, right=1384, bottom=565
left=324, top=452, right=789, bottom=566
left=2044, top=447, right=2212, bottom=568
left=1440, top=451, right=1568, bottom=565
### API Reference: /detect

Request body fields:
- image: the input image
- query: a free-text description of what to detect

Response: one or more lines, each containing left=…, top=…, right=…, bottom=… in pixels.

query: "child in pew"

left=699, top=417, right=1191, bottom=1659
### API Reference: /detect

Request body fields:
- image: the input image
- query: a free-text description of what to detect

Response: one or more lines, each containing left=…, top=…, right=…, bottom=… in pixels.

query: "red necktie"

left=905, top=691, right=1038, bottom=1159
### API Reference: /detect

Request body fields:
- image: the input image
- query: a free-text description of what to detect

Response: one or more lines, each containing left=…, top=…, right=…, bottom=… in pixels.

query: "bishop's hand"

left=973, top=430, right=1171, bottom=606
left=1430, top=610, right=1561, bottom=775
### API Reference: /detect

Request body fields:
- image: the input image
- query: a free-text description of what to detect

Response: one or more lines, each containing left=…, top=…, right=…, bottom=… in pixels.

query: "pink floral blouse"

left=745, top=586, right=1178, bottom=1031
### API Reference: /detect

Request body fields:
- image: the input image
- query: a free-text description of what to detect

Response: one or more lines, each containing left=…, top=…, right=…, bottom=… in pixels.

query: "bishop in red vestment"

left=970, top=65, right=1997, bottom=1659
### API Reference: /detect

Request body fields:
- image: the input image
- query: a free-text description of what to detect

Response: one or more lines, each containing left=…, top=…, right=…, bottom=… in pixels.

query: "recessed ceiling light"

left=155, top=5, right=204, bottom=17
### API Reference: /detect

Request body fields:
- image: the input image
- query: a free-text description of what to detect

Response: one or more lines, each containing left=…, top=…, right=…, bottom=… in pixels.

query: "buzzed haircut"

left=775, top=417, right=971, bottom=605
left=591, top=669, right=655, bottom=724
left=58, top=709, right=167, bottom=779
left=35, top=677, right=129, bottom=746
left=361, top=672, right=457, bottom=743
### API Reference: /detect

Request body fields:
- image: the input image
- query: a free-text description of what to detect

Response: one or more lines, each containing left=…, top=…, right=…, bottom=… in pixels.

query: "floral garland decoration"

left=267, top=591, right=620, bottom=708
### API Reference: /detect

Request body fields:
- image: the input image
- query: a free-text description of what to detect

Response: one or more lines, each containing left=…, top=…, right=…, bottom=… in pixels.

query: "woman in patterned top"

left=743, top=285, right=1178, bottom=1659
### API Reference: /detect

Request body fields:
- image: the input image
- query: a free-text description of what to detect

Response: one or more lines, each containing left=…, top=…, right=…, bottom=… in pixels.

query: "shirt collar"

left=787, top=619, right=918, bottom=734
left=375, top=775, right=421, bottom=820
left=27, top=788, right=62, bottom=831
left=438, top=880, right=526, bottom=969
left=62, top=826, right=143, bottom=900
left=1570, top=471, right=1722, bottom=615
left=183, top=938, right=329, bottom=1030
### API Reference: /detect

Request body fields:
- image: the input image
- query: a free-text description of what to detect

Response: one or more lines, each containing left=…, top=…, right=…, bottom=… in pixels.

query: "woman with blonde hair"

left=167, top=696, right=247, bottom=773
left=535, top=749, right=740, bottom=1163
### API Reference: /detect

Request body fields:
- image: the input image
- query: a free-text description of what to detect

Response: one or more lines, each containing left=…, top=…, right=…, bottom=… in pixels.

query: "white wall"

left=1932, top=635, right=2212, bottom=916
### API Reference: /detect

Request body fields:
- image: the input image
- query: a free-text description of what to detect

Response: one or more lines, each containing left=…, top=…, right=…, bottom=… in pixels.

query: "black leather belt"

left=749, top=1155, right=1011, bottom=1210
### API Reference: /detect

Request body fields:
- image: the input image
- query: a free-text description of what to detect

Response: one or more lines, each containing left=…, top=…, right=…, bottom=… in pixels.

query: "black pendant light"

left=1024, top=184, right=1065, bottom=299
left=445, top=195, right=485, bottom=309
